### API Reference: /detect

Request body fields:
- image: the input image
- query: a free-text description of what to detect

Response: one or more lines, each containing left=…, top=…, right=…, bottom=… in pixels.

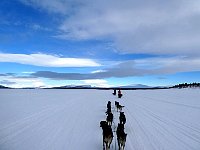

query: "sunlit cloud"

left=0, top=53, right=101, bottom=67
left=22, top=72, right=35, bottom=74
left=82, top=79, right=111, bottom=87
left=91, top=70, right=106, bottom=74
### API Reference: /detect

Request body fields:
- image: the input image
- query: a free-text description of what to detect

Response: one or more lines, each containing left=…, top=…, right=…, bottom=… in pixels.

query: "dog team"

left=100, top=93, right=127, bottom=150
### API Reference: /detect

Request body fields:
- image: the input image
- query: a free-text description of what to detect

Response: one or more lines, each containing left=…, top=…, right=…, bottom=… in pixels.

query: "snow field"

left=0, top=89, right=200, bottom=150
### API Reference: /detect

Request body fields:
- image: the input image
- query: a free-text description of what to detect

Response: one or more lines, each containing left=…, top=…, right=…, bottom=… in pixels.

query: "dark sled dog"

left=116, top=123, right=127, bottom=150
left=119, top=112, right=126, bottom=125
left=107, top=101, right=111, bottom=110
left=106, top=101, right=112, bottom=114
left=100, top=121, right=113, bottom=150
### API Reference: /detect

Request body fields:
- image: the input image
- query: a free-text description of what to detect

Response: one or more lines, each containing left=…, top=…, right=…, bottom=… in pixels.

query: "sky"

left=0, top=0, right=200, bottom=88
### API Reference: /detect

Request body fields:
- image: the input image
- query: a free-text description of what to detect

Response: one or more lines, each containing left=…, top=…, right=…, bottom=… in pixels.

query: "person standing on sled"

left=118, top=89, right=123, bottom=98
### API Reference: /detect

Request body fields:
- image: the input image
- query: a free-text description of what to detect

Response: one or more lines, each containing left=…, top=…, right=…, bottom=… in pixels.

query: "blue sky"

left=0, top=0, right=200, bottom=88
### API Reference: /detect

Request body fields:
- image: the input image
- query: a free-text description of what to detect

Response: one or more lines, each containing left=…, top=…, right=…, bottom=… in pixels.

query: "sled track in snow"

left=124, top=91, right=200, bottom=150
left=112, top=106, right=117, bottom=150
left=0, top=105, right=66, bottom=145
left=133, top=93, right=200, bottom=110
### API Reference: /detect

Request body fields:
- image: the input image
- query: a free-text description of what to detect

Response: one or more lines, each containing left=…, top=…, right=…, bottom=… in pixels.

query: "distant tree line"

left=172, top=83, right=200, bottom=88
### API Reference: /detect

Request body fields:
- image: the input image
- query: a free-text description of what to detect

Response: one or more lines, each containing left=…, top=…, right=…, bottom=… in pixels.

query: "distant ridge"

left=117, top=84, right=152, bottom=89
left=60, top=85, right=92, bottom=88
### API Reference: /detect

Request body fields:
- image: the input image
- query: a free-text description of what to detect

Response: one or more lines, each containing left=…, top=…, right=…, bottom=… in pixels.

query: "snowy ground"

left=0, top=89, right=200, bottom=150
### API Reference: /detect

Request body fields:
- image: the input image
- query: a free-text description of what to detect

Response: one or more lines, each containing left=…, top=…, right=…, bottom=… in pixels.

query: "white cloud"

left=0, top=53, right=100, bottom=67
left=22, top=72, right=35, bottom=74
left=55, top=0, right=200, bottom=56
left=19, top=0, right=200, bottom=56
left=82, top=79, right=111, bottom=87
left=91, top=70, right=106, bottom=74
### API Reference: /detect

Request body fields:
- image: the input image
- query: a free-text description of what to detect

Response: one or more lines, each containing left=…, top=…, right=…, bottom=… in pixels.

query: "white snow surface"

left=0, top=89, right=200, bottom=150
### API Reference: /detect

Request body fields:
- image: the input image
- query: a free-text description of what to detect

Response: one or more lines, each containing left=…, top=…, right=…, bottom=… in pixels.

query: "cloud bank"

left=20, top=0, right=200, bottom=56
left=2, top=56, right=199, bottom=87
left=33, top=0, right=200, bottom=56
left=30, top=56, right=200, bottom=80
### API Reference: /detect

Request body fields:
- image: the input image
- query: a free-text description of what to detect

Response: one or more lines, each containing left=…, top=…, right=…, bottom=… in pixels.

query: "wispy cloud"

left=0, top=53, right=100, bottom=67
left=20, top=0, right=70, bottom=14
left=30, top=24, right=50, bottom=31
